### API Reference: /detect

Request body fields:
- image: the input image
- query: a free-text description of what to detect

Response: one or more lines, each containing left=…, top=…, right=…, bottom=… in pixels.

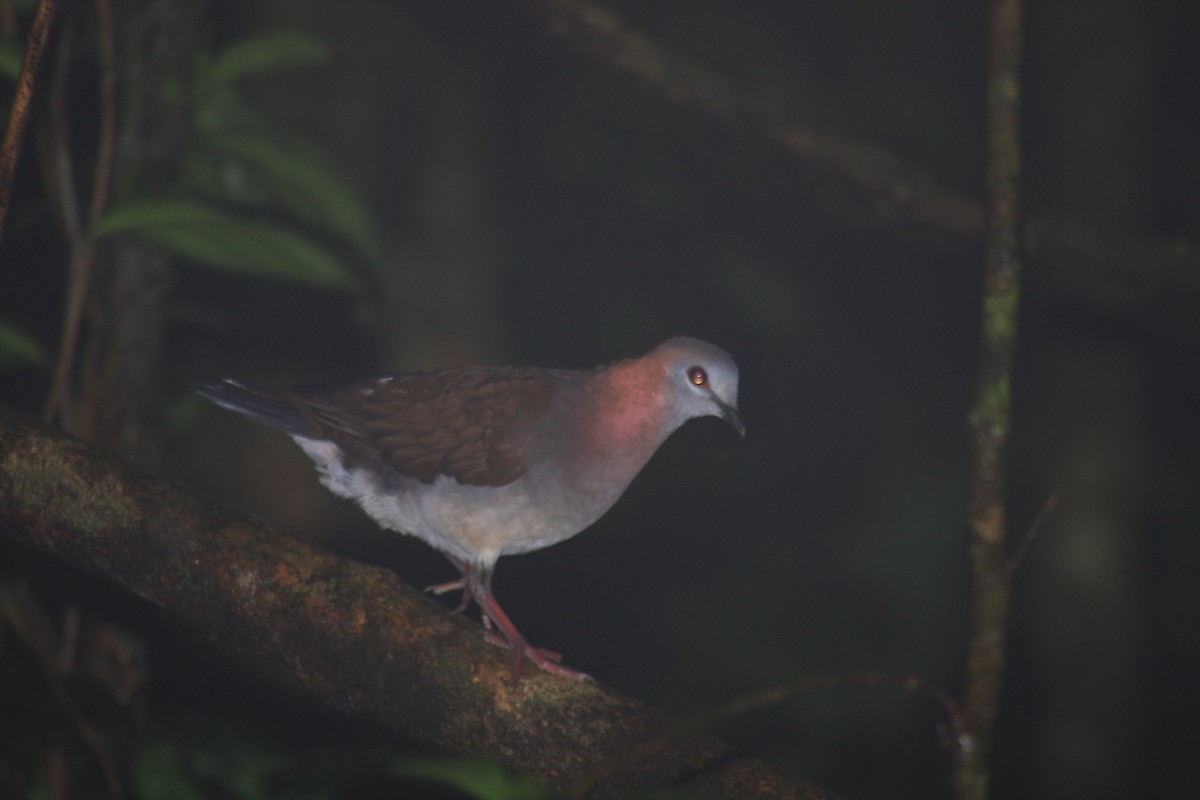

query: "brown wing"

left=293, top=367, right=565, bottom=487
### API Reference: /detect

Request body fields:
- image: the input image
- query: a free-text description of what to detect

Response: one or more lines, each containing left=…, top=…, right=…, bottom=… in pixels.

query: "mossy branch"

left=0, top=403, right=837, bottom=800
left=959, top=1, right=1024, bottom=798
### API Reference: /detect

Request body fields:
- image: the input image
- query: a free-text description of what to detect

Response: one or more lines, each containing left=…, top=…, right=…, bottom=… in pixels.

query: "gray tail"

left=192, top=378, right=320, bottom=438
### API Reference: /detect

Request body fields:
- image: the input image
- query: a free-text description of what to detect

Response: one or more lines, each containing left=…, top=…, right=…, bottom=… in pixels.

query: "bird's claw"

left=424, top=579, right=472, bottom=614
left=480, top=630, right=590, bottom=682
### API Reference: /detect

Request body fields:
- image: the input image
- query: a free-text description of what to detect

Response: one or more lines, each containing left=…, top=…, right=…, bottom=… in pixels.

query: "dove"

left=194, top=337, right=743, bottom=684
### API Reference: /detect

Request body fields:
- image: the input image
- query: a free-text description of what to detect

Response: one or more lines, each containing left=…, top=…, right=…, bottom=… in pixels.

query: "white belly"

left=293, top=436, right=612, bottom=568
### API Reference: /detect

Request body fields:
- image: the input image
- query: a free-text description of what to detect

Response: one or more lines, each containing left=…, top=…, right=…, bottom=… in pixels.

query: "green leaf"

left=132, top=744, right=212, bottom=800
left=388, top=757, right=555, bottom=800
left=0, top=34, right=21, bottom=80
left=194, top=79, right=260, bottom=139
left=94, top=201, right=353, bottom=290
left=208, top=132, right=383, bottom=268
left=0, top=318, right=48, bottom=368
left=209, top=32, right=328, bottom=85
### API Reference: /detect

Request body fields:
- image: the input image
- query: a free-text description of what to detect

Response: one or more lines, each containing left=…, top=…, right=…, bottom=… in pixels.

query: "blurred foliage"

left=0, top=33, right=21, bottom=79
left=130, top=726, right=554, bottom=800
left=0, top=317, right=48, bottom=367
left=94, top=31, right=382, bottom=295
left=384, top=758, right=556, bottom=800
left=94, top=201, right=354, bottom=290
left=205, top=31, right=328, bottom=84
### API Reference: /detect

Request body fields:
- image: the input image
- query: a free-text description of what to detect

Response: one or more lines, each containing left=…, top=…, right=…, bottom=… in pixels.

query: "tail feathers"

left=192, top=378, right=321, bottom=438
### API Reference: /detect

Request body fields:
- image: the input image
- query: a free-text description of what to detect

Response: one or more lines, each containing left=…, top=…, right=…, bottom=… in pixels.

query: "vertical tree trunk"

left=81, top=0, right=206, bottom=466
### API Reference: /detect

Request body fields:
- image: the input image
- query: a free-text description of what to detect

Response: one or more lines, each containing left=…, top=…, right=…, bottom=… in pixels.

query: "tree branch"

left=524, top=0, right=1200, bottom=309
left=0, top=0, right=59, bottom=244
left=0, top=403, right=838, bottom=800
left=959, top=1, right=1024, bottom=798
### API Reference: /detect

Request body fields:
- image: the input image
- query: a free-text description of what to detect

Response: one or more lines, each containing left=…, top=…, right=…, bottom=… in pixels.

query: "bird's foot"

left=481, top=630, right=590, bottom=682
left=424, top=578, right=471, bottom=614
left=529, top=654, right=592, bottom=682
left=458, top=562, right=592, bottom=684
left=424, top=578, right=464, bottom=595
left=482, top=631, right=561, bottom=661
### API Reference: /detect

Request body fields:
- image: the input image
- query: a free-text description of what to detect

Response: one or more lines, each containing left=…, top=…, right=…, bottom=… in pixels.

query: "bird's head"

left=653, top=337, right=745, bottom=437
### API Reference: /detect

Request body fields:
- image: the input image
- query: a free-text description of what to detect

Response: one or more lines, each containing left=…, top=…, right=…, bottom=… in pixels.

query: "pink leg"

left=424, top=556, right=472, bottom=613
left=429, top=558, right=590, bottom=685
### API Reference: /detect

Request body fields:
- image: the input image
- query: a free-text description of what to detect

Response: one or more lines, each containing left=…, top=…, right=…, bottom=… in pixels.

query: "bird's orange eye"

left=688, top=366, right=708, bottom=387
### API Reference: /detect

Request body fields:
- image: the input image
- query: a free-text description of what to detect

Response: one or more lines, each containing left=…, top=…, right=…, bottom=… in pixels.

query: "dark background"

left=3, top=2, right=1199, bottom=798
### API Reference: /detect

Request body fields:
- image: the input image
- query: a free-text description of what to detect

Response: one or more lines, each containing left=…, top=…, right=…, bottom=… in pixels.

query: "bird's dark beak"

left=718, top=402, right=746, bottom=438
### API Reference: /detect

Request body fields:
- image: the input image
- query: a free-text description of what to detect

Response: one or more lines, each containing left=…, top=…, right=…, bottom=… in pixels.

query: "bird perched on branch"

left=194, top=337, right=744, bottom=685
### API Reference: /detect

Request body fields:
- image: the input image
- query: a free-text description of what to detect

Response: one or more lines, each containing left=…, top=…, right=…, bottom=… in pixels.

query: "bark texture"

left=0, top=403, right=837, bottom=800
